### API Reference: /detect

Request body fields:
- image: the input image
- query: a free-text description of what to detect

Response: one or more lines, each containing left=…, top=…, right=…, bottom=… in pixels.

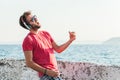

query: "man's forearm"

left=56, top=39, right=73, bottom=53
left=26, top=61, right=59, bottom=77
left=26, top=60, right=46, bottom=74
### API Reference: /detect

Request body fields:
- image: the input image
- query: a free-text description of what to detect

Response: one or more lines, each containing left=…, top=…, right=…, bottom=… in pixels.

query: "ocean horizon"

left=0, top=43, right=120, bottom=66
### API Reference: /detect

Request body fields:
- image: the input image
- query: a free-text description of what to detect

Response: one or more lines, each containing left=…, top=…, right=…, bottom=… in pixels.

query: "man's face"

left=26, top=14, right=41, bottom=29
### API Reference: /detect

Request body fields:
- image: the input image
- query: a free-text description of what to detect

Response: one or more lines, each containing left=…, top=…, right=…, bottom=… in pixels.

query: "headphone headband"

left=21, top=16, right=31, bottom=30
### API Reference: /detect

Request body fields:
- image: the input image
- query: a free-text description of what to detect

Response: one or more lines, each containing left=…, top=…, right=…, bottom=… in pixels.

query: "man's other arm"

left=23, top=51, right=59, bottom=77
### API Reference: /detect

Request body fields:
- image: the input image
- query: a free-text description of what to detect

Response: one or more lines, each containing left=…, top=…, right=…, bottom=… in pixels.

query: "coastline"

left=0, top=59, right=120, bottom=80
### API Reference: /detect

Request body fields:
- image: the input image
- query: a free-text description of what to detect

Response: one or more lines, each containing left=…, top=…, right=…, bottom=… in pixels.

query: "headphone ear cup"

left=27, top=24, right=32, bottom=28
left=21, top=16, right=31, bottom=30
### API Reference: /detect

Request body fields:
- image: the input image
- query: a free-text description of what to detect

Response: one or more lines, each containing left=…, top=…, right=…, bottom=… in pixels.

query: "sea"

left=0, top=44, right=120, bottom=66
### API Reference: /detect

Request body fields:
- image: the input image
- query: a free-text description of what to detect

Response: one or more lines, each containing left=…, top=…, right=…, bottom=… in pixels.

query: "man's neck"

left=30, top=29, right=39, bottom=34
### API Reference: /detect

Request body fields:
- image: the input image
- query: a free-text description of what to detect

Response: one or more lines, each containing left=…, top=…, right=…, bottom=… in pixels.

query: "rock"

left=103, top=37, right=120, bottom=45
left=0, top=59, right=120, bottom=80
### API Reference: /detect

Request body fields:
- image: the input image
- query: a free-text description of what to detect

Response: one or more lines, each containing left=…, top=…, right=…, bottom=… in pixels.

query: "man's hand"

left=69, top=31, right=76, bottom=42
left=46, top=69, right=60, bottom=77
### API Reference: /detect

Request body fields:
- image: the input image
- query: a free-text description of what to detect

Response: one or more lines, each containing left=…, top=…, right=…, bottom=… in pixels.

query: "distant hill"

left=103, top=37, right=120, bottom=45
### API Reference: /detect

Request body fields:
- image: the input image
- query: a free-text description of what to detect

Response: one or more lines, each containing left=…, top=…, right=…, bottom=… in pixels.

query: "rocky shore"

left=0, top=59, right=120, bottom=80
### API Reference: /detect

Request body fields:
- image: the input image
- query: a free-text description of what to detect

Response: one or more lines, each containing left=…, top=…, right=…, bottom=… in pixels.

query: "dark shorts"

left=40, top=74, right=62, bottom=80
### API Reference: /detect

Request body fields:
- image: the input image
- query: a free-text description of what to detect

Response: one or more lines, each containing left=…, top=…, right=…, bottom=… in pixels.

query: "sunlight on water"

left=0, top=44, right=120, bottom=66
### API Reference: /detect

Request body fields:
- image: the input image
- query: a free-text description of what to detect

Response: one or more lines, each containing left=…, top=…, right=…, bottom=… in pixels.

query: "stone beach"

left=0, top=59, right=120, bottom=80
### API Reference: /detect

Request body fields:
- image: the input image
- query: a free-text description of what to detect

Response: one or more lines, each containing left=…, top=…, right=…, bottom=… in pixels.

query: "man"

left=19, top=11, right=76, bottom=80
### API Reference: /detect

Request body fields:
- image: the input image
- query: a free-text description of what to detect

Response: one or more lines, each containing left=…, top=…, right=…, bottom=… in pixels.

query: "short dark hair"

left=19, top=11, right=31, bottom=30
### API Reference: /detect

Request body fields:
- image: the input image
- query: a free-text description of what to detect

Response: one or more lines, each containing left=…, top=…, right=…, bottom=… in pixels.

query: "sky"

left=0, top=0, right=120, bottom=44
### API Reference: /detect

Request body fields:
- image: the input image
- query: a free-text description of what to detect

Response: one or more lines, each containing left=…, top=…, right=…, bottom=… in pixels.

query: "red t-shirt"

left=22, top=30, right=58, bottom=77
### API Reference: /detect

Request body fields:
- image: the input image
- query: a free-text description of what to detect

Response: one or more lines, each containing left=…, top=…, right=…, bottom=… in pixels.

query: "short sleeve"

left=44, top=31, right=54, bottom=43
left=22, top=36, right=33, bottom=51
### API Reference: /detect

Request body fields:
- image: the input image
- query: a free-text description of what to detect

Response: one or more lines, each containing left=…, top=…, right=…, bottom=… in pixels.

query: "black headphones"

left=21, top=16, right=32, bottom=30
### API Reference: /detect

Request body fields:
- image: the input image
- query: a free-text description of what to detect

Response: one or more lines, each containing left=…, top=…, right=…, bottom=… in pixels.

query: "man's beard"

left=34, top=26, right=40, bottom=29
left=31, top=25, right=41, bottom=30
